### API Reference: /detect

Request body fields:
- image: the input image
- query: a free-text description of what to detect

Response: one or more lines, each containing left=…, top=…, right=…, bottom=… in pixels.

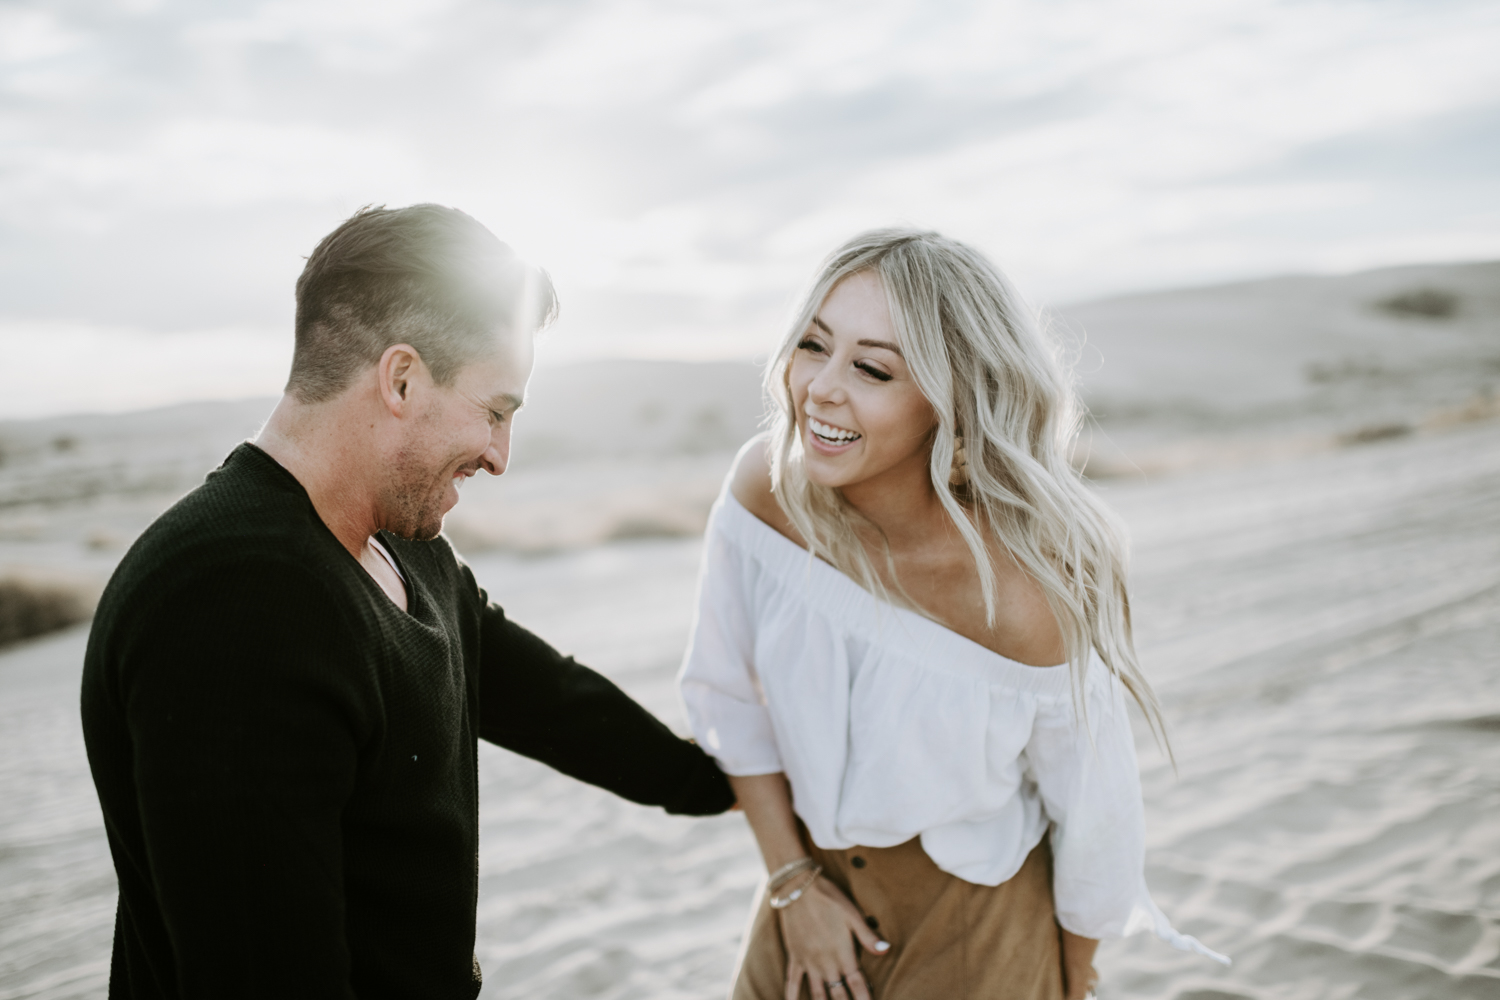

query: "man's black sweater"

left=80, top=443, right=733, bottom=999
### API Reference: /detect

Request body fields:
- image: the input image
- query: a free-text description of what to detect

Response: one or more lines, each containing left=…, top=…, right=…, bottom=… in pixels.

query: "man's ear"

left=377, top=344, right=423, bottom=416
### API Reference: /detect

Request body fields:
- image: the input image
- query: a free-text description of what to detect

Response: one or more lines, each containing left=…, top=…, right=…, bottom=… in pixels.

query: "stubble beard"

left=382, top=451, right=452, bottom=542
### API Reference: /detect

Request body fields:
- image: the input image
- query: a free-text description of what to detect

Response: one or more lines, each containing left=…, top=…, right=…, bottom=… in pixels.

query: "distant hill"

left=0, top=260, right=1494, bottom=556
left=0, top=398, right=276, bottom=508
left=0, top=361, right=767, bottom=508
left=512, top=359, right=765, bottom=466
left=1057, top=260, right=1500, bottom=432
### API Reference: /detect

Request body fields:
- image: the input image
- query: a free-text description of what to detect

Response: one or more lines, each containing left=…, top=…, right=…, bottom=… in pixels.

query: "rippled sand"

left=2, top=420, right=1498, bottom=999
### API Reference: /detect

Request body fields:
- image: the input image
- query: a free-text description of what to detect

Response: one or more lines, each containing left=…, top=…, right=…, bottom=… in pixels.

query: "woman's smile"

left=806, top=416, right=862, bottom=454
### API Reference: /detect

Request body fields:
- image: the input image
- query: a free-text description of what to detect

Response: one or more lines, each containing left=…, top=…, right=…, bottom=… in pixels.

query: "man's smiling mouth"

left=808, top=417, right=861, bottom=446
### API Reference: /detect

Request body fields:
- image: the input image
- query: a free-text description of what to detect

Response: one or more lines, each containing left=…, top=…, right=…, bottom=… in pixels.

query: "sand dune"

left=1060, top=260, right=1500, bottom=476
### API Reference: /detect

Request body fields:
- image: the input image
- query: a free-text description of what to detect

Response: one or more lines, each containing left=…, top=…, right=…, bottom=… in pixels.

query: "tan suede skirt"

left=730, top=834, right=1064, bottom=1000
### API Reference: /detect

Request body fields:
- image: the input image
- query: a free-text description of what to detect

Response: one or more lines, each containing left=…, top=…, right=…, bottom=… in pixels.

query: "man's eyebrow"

left=811, top=315, right=903, bottom=356
left=488, top=393, right=525, bottom=412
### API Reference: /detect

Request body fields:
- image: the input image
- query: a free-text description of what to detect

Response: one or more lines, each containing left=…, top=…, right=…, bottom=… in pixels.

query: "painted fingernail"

left=874, top=941, right=890, bottom=952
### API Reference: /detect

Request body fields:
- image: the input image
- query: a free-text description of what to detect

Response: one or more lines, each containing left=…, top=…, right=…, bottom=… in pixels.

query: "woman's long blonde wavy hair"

left=765, top=227, right=1167, bottom=746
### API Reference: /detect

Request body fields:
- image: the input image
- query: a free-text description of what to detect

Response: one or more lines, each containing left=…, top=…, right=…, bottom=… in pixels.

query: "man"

left=81, top=205, right=735, bottom=998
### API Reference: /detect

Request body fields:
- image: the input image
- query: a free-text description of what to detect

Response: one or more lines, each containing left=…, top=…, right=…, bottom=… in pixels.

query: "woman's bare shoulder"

left=729, top=433, right=802, bottom=545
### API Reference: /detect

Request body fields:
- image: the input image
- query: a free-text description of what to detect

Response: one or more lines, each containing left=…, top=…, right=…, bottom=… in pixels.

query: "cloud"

left=4, top=119, right=420, bottom=226
left=0, top=0, right=1497, bottom=411
left=0, top=7, right=87, bottom=63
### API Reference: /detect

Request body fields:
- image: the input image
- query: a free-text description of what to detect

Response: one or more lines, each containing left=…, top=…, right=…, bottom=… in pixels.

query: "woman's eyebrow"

left=811, top=315, right=903, bottom=356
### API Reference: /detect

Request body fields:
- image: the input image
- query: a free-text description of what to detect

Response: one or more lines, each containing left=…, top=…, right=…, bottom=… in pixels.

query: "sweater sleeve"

left=119, top=562, right=366, bottom=998
left=676, top=510, right=783, bottom=776
left=475, top=601, right=735, bottom=816
left=1024, top=659, right=1229, bottom=962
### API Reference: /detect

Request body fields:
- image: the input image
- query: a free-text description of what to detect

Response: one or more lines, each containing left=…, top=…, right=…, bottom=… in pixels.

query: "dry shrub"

left=1338, top=423, right=1414, bottom=446
left=0, top=575, right=95, bottom=649
left=1376, top=288, right=1460, bottom=319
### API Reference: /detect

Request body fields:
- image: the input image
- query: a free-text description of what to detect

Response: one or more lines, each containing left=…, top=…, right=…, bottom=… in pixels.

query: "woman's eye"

left=491, top=410, right=507, bottom=424
left=855, top=361, right=893, bottom=382
left=797, top=338, right=825, bottom=354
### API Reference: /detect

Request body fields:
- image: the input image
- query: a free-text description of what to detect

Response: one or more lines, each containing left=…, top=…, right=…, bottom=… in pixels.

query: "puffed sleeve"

left=1025, top=658, right=1229, bottom=963
left=677, top=503, right=784, bottom=776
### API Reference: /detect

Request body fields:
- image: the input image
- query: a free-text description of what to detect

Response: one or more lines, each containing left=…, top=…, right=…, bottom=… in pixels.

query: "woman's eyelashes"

left=797, top=335, right=893, bottom=381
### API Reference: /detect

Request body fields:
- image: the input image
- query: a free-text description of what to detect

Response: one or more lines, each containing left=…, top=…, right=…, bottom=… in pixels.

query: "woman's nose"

left=806, top=362, right=847, bottom=406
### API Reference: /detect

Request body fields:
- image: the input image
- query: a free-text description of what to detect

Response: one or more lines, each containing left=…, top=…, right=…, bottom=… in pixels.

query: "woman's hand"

left=777, top=875, right=889, bottom=1000
left=725, top=773, right=891, bottom=1000
left=1060, top=928, right=1099, bottom=1000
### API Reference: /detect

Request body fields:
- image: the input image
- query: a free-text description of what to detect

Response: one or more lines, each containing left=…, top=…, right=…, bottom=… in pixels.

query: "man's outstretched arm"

left=476, top=602, right=734, bottom=815
left=114, top=564, right=364, bottom=997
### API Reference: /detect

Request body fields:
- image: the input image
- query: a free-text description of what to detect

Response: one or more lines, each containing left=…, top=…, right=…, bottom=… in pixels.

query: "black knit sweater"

left=81, top=443, right=733, bottom=999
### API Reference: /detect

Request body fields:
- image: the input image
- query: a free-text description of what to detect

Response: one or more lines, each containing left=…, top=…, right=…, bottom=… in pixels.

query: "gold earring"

left=949, top=435, right=968, bottom=486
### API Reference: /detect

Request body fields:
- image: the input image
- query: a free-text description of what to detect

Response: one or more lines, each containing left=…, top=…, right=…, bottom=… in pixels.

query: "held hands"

left=777, top=874, right=889, bottom=1000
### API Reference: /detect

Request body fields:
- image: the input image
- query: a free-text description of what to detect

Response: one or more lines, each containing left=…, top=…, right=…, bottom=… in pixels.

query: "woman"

left=678, top=229, right=1228, bottom=999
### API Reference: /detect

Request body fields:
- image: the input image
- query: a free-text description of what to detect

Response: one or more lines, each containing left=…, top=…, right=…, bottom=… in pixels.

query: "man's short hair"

left=288, top=204, right=558, bottom=403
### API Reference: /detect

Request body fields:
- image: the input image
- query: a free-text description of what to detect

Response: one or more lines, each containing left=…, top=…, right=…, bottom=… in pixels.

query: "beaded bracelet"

left=769, top=864, right=822, bottom=909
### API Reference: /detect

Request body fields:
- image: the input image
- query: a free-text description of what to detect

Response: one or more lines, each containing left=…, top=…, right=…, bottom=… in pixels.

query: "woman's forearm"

left=1060, top=929, right=1099, bottom=998
left=727, top=773, right=808, bottom=870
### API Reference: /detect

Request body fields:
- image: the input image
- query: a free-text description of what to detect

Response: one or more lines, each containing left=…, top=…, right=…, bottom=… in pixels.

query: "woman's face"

left=788, top=270, right=938, bottom=492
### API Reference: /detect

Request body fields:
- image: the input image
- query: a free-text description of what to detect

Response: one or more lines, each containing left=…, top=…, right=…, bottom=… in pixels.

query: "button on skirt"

left=730, top=833, right=1064, bottom=999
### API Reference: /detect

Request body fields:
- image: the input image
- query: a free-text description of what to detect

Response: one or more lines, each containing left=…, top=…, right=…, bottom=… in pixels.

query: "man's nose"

left=480, top=425, right=511, bottom=476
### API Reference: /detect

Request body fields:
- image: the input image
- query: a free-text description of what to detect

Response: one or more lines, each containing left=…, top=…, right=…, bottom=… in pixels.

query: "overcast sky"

left=2, top=0, right=1498, bottom=416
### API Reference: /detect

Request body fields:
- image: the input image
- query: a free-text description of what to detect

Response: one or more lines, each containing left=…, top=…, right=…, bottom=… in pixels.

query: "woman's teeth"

left=809, top=418, right=860, bottom=445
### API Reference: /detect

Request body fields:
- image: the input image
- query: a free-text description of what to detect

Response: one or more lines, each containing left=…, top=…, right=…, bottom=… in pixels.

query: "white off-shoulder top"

left=677, top=490, right=1228, bottom=962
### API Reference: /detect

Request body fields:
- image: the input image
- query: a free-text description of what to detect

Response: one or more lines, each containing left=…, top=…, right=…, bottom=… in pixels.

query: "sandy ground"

left=3, top=417, right=1497, bottom=999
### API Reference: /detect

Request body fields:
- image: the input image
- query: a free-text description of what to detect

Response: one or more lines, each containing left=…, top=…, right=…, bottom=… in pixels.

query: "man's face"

left=381, top=329, right=534, bottom=541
